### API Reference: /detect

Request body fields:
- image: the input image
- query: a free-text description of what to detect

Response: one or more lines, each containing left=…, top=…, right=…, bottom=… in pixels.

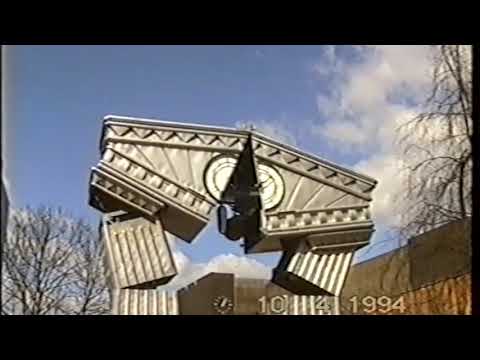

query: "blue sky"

left=4, top=45, right=429, bottom=270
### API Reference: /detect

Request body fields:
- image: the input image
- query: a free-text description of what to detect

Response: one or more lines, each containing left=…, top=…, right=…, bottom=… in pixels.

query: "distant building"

left=111, top=218, right=471, bottom=315
left=340, top=218, right=471, bottom=315
left=112, top=272, right=339, bottom=315
left=208, top=218, right=471, bottom=315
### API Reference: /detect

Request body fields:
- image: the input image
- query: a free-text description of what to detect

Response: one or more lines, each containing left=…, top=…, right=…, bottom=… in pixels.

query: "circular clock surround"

left=212, top=295, right=234, bottom=314
left=204, top=154, right=285, bottom=210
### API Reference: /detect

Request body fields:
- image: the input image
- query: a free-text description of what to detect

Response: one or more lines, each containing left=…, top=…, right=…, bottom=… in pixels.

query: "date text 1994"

left=349, top=295, right=406, bottom=314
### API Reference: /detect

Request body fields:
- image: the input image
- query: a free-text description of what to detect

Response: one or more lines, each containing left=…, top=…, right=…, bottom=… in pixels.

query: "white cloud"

left=317, top=119, right=368, bottom=149
left=314, top=46, right=433, bottom=151
left=235, top=119, right=298, bottom=147
left=354, top=153, right=407, bottom=227
left=159, top=237, right=271, bottom=291
left=312, top=46, right=435, bottom=227
left=312, top=45, right=338, bottom=77
left=205, top=253, right=271, bottom=278
left=254, top=49, right=266, bottom=58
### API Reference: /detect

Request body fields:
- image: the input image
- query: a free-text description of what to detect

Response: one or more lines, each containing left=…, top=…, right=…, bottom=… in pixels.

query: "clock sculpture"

left=88, top=115, right=377, bottom=314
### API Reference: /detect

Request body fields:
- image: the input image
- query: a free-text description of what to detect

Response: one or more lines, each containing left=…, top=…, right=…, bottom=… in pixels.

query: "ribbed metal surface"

left=98, top=115, right=376, bottom=219
left=233, top=278, right=340, bottom=315
left=101, top=118, right=249, bottom=202
left=87, top=115, right=379, bottom=298
left=285, top=295, right=339, bottom=315
left=91, top=115, right=378, bottom=257
left=260, top=295, right=339, bottom=315
left=100, top=145, right=216, bottom=220
left=277, top=247, right=353, bottom=296
left=266, top=206, right=371, bottom=232
left=288, top=250, right=353, bottom=296
left=103, top=216, right=177, bottom=289
left=112, top=289, right=179, bottom=315
left=90, top=168, right=165, bottom=218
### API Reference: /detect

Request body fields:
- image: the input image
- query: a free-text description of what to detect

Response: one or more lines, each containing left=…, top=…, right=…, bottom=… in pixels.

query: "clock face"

left=212, top=295, right=234, bottom=314
left=204, top=155, right=285, bottom=210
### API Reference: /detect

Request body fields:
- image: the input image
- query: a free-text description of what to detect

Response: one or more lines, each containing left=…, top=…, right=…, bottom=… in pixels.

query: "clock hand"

left=220, top=298, right=228, bottom=308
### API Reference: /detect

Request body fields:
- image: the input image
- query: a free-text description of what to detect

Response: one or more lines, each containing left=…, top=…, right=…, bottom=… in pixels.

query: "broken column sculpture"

left=88, top=115, right=377, bottom=313
left=217, top=133, right=376, bottom=296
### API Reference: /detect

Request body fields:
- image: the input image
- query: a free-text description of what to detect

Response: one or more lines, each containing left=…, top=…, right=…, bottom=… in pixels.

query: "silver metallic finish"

left=90, top=168, right=165, bottom=217
left=101, top=145, right=216, bottom=217
left=101, top=115, right=376, bottom=184
left=102, top=123, right=249, bottom=196
left=204, top=154, right=285, bottom=210
left=98, top=116, right=376, bottom=207
left=246, top=205, right=374, bottom=253
left=251, top=137, right=376, bottom=199
left=257, top=163, right=285, bottom=209
left=204, top=155, right=239, bottom=202
left=111, top=289, right=179, bottom=315
left=274, top=241, right=355, bottom=296
left=87, top=115, right=379, bottom=298
left=93, top=115, right=376, bottom=239
left=285, top=295, right=340, bottom=315
left=254, top=152, right=372, bottom=205
left=91, top=144, right=217, bottom=241
left=265, top=206, right=372, bottom=233
left=103, top=216, right=177, bottom=289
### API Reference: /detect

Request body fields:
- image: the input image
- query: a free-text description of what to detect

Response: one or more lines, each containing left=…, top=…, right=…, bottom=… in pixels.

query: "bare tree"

left=397, top=45, right=472, bottom=240
left=1, top=206, right=110, bottom=315
left=352, top=46, right=474, bottom=315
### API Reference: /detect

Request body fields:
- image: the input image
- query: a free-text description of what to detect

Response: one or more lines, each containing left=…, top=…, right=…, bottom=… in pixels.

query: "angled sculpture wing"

left=219, top=135, right=264, bottom=247
left=88, top=115, right=378, bottom=299
left=90, top=116, right=248, bottom=241
left=238, top=134, right=378, bottom=254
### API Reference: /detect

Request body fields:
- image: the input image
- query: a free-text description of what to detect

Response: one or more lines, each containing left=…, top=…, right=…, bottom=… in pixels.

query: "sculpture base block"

left=103, top=215, right=177, bottom=289
left=272, top=241, right=355, bottom=296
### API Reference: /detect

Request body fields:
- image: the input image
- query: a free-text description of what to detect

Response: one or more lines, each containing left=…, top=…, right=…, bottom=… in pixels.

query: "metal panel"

left=265, top=206, right=372, bottom=233
left=103, top=216, right=177, bottom=289
left=111, top=289, right=179, bottom=315
left=101, top=145, right=216, bottom=220
left=91, top=145, right=216, bottom=242
left=273, top=242, right=354, bottom=296
left=284, top=295, right=339, bottom=315
left=91, top=115, right=378, bottom=250
left=251, top=139, right=375, bottom=204
left=247, top=206, right=374, bottom=254
left=89, top=168, right=165, bottom=218
left=87, top=115, right=379, bottom=298
left=98, top=115, right=377, bottom=209
left=101, top=117, right=249, bottom=202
